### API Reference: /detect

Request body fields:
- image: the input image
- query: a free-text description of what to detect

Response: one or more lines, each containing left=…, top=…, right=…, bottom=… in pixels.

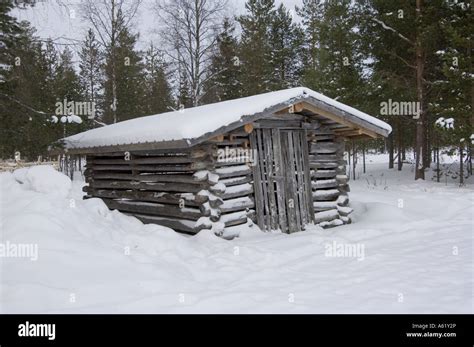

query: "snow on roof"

left=62, top=87, right=392, bottom=151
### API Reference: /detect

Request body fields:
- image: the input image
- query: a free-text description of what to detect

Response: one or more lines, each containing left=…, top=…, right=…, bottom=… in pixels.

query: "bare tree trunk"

left=352, top=140, right=356, bottom=180
left=397, top=118, right=403, bottom=171
left=436, top=147, right=440, bottom=183
left=388, top=132, right=394, bottom=169
left=363, top=142, right=366, bottom=174
left=460, top=142, right=464, bottom=185
left=414, top=0, right=425, bottom=180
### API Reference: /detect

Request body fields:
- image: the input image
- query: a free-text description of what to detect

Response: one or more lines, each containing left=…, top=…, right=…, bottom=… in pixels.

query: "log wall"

left=307, top=125, right=353, bottom=228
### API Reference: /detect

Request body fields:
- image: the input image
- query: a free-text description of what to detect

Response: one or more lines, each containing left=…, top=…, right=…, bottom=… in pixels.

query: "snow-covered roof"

left=61, top=87, right=392, bottom=153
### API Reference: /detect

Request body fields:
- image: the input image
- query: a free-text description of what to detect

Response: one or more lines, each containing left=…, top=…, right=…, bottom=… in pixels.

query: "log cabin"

left=56, top=87, right=391, bottom=239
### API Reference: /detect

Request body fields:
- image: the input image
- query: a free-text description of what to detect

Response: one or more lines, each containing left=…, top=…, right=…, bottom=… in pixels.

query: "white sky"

left=13, top=0, right=303, bottom=54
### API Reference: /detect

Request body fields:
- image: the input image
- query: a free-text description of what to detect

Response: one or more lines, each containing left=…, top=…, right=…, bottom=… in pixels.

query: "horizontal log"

left=83, top=187, right=209, bottom=206
left=310, top=162, right=339, bottom=169
left=86, top=161, right=213, bottom=172
left=314, top=209, right=340, bottom=224
left=220, top=197, right=255, bottom=213
left=220, top=210, right=249, bottom=227
left=86, top=172, right=210, bottom=184
left=219, top=175, right=252, bottom=187
left=129, top=213, right=204, bottom=233
left=310, top=142, right=344, bottom=154
left=313, top=201, right=338, bottom=212
left=312, top=179, right=338, bottom=190
left=89, top=180, right=208, bottom=193
left=337, top=205, right=353, bottom=216
left=215, top=165, right=252, bottom=178
left=221, top=183, right=253, bottom=200
left=91, top=154, right=213, bottom=165
left=103, top=198, right=204, bottom=221
left=313, top=189, right=340, bottom=201
left=312, top=169, right=337, bottom=179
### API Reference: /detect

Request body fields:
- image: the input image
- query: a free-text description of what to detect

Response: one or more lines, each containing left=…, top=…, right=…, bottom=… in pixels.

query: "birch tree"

left=154, top=0, right=227, bottom=107
left=81, top=0, right=142, bottom=123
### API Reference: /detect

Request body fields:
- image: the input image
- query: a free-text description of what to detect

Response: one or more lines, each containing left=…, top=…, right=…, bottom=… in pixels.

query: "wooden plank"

left=287, top=131, right=301, bottom=232
left=220, top=197, right=255, bottom=213
left=300, top=129, right=315, bottom=223
left=87, top=162, right=212, bottom=172
left=293, top=131, right=307, bottom=227
left=215, top=165, right=251, bottom=178
left=264, top=129, right=278, bottom=230
left=271, top=128, right=288, bottom=233
left=219, top=175, right=252, bottom=187
left=281, top=131, right=297, bottom=233
left=256, top=129, right=271, bottom=231
left=249, top=131, right=265, bottom=230
left=89, top=180, right=207, bottom=193
left=84, top=188, right=209, bottom=207
left=221, top=183, right=254, bottom=200
left=103, top=198, right=204, bottom=221
left=130, top=214, right=202, bottom=233
left=88, top=173, right=209, bottom=184
left=313, top=189, right=340, bottom=201
left=91, top=155, right=211, bottom=165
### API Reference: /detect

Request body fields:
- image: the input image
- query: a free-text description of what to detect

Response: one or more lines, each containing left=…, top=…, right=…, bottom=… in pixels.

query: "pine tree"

left=300, top=0, right=364, bottom=106
left=79, top=28, right=103, bottom=122
left=202, top=18, right=242, bottom=103
left=143, top=43, right=173, bottom=114
left=103, top=28, right=146, bottom=123
left=238, top=0, right=276, bottom=96
left=268, top=4, right=303, bottom=89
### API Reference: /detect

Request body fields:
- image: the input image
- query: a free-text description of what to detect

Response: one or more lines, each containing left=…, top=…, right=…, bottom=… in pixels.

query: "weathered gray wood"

left=313, top=189, right=340, bottom=201
left=264, top=129, right=278, bottom=230
left=312, top=179, right=338, bottom=190
left=87, top=161, right=212, bottom=172
left=271, top=128, right=288, bottom=232
left=310, top=142, right=344, bottom=154
left=87, top=172, right=209, bottom=184
left=256, top=130, right=271, bottom=230
left=215, top=165, right=251, bottom=178
left=314, top=209, right=340, bottom=224
left=83, top=187, right=209, bottom=206
left=103, top=198, right=204, bottom=221
left=281, top=131, right=297, bottom=233
left=89, top=180, right=207, bottom=193
left=220, top=211, right=249, bottom=227
left=253, top=120, right=302, bottom=129
left=313, top=201, right=338, bottom=212
left=312, top=170, right=337, bottom=179
left=91, top=154, right=212, bottom=165
left=249, top=131, right=265, bottom=230
left=220, top=197, right=255, bottom=213
left=293, top=131, right=307, bottom=227
left=310, top=162, right=339, bottom=169
left=130, top=213, right=203, bottom=233
left=300, top=129, right=315, bottom=223
left=219, top=175, right=252, bottom=187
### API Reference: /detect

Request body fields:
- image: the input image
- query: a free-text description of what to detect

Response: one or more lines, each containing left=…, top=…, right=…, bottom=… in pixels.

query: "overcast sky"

left=13, top=0, right=303, bottom=53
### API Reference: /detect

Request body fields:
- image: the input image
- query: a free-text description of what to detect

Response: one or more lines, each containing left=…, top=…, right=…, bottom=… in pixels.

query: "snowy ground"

left=0, top=155, right=472, bottom=313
